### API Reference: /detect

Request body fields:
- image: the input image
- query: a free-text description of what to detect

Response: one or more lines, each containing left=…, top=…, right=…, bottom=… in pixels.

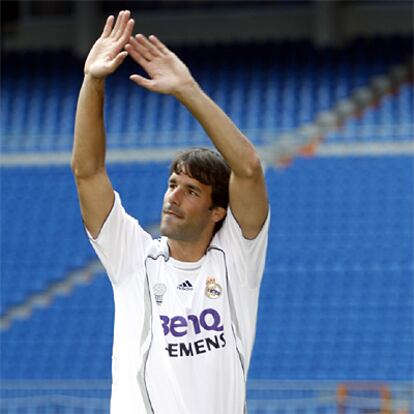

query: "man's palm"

left=84, top=11, right=134, bottom=79
left=85, top=38, right=122, bottom=78
left=126, top=34, right=193, bottom=95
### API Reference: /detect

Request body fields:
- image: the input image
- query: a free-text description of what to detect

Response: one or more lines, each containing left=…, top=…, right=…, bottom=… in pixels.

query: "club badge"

left=205, top=277, right=222, bottom=299
left=153, top=283, right=167, bottom=306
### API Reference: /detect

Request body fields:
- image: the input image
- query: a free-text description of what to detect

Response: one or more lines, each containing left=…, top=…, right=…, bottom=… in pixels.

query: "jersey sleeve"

left=215, top=207, right=270, bottom=288
left=86, top=191, right=153, bottom=285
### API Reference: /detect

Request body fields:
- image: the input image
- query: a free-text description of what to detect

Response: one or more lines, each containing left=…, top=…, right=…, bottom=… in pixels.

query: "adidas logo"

left=177, top=280, right=193, bottom=291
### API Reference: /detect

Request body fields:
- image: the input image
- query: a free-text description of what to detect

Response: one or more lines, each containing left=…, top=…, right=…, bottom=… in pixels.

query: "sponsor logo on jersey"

left=160, top=308, right=226, bottom=357
left=177, top=280, right=193, bottom=291
left=205, top=277, right=222, bottom=299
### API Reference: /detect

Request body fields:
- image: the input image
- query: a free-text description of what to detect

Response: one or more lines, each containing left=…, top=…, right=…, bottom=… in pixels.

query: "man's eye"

left=189, top=190, right=198, bottom=196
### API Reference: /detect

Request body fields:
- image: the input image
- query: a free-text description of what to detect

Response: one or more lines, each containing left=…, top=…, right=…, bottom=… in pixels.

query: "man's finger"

left=118, top=19, right=135, bottom=44
left=128, top=36, right=153, bottom=61
left=114, top=10, right=130, bottom=40
left=111, top=10, right=124, bottom=38
left=130, top=74, right=155, bottom=91
left=149, top=35, right=170, bottom=55
left=125, top=43, right=150, bottom=68
left=111, top=51, right=128, bottom=69
left=101, top=15, right=114, bottom=38
left=135, top=34, right=163, bottom=58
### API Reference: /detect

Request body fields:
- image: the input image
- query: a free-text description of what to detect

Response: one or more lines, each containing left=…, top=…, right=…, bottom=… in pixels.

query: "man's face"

left=160, top=170, right=219, bottom=242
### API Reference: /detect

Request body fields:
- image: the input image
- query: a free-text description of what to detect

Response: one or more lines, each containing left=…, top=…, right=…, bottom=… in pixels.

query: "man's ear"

left=211, top=206, right=227, bottom=224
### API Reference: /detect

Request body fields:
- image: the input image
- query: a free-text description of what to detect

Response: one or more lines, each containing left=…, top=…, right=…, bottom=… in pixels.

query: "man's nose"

left=168, top=187, right=182, bottom=205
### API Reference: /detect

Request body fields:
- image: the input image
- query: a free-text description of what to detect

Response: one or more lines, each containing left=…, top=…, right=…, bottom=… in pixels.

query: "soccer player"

left=71, top=10, right=269, bottom=414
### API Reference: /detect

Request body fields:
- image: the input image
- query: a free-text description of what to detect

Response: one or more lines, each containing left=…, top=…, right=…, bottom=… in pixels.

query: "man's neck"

left=167, top=237, right=212, bottom=262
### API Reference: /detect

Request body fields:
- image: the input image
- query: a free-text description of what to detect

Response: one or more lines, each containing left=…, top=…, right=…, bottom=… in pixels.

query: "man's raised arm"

left=126, top=34, right=268, bottom=239
left=71, top=11, right=134, bottom=239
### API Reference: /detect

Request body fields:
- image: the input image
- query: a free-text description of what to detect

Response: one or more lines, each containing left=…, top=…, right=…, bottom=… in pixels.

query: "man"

left=71, top=10, right=269, bottom=414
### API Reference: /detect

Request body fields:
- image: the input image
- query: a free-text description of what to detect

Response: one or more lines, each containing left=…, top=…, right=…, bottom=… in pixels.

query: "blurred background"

left=1, top=1, right=413, bottom=413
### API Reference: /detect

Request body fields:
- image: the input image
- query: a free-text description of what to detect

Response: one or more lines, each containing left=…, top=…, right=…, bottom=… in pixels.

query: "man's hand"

left=84, top=10, right=134, bottom=79
left=125, top=34, right=195, bottom=97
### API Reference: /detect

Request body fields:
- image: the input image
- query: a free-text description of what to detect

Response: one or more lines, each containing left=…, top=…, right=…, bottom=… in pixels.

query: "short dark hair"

left=170, top=148, right=231, bottom=233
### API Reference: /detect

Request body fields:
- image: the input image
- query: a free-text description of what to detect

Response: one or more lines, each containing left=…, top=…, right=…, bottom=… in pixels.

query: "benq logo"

left=160, top=308, right=223, bottom=338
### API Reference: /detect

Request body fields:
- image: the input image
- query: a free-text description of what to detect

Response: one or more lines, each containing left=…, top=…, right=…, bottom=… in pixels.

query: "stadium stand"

left=0, top=166, right=91, bottom=313
left=2, top=36, right=412, bottom=152
left=1, top=155, right=413, bottom=381
left=326, top=83, right=413, bottom=143
left=0, top=162, right=167, bottom=315
left=1, top=34, right=413, bottom=413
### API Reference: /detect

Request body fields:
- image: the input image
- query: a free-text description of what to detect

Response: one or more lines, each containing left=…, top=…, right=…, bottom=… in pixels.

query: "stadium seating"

left=2, top=36, right=412, bottom=152
left=1, top=274, right=114, bottom=379
left=1, top=156, right=413, bottom=381
left=251, top=156, right=413, bottom=380
left=0, top=166, right=90, bottom=313
left=326, top=83, right=413, bottom=142
left=0, top=163, right=168, bottom=314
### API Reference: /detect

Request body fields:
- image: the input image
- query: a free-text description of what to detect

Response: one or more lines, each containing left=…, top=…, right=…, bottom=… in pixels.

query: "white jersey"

left=88, top=191, right=269, bottom=414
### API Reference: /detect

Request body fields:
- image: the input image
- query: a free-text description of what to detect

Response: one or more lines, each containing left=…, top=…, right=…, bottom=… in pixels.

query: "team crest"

left=153, top=283, right=167, bottom=306
left=205, top=277, right=222, bottom=299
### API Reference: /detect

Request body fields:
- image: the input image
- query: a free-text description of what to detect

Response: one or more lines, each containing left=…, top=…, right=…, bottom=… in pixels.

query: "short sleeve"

left=86, top=191, right=153, bottom=285
left=214, top=207, right=270, bottom=288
